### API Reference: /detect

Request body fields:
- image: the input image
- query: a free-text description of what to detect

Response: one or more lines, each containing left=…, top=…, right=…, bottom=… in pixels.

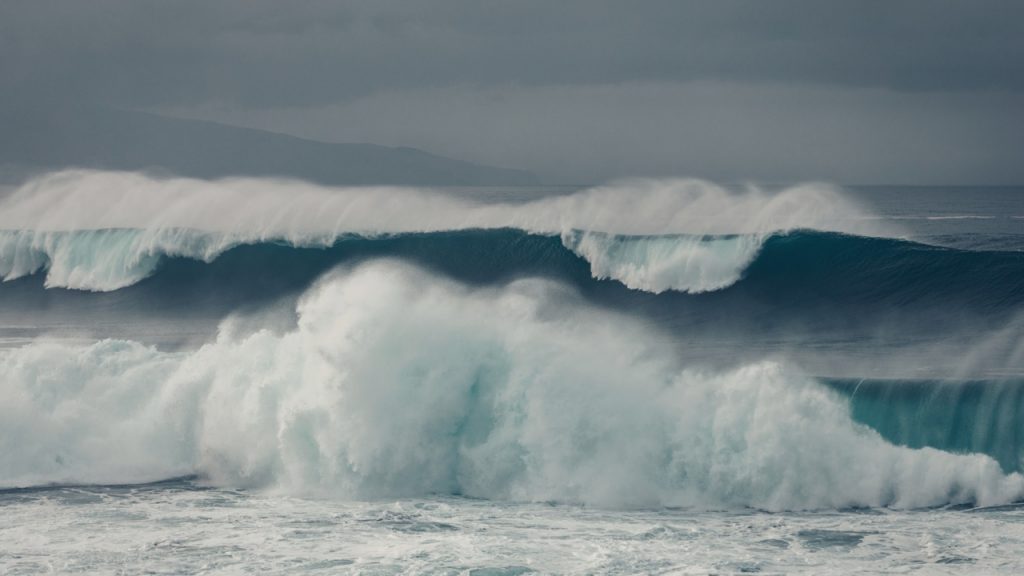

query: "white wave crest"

left=561, top=231, right=766, bottom=294
left=0, top=261, right=1017, bottom=510
left=0, top=170, right=892, bottom=292
left=0, top=229, right=247, bottom=291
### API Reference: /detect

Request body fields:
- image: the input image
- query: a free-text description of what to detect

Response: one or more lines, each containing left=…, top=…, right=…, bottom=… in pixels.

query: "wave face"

left=827, top=379, right=1024, bottom=474
left=0, top=227, right=772, bottom=294
left=2, top=261, right=1021, bottom=510
left=0, top=227, right=797, bottom=296
left=3, top=229, right=1021, bottom=320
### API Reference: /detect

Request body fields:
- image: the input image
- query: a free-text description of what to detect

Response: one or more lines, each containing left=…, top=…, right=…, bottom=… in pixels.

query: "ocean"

left=0, top=172, right=1022, bottom=574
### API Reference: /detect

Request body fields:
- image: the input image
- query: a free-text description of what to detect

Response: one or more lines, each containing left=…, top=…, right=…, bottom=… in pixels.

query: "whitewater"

left=1, top=171, right=1024, bottom=574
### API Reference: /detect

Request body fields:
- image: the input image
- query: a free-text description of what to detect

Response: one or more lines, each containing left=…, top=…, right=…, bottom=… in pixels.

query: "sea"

left=0, top=171, right=1022, bottom=574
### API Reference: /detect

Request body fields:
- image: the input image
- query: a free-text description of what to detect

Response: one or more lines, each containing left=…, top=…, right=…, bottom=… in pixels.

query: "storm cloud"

left=3, top=0, right=1023, bottom=183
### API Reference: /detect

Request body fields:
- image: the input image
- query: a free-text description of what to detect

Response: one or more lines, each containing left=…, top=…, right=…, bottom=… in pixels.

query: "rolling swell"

left=749, top=232, right=1024, bottom=310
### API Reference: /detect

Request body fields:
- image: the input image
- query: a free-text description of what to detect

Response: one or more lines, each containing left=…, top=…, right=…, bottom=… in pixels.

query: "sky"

left=3, top=0, right=1023, bottom=184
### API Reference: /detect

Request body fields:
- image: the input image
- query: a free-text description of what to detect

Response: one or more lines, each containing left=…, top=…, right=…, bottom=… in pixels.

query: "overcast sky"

left=3, top=0, right=1023, bottom=184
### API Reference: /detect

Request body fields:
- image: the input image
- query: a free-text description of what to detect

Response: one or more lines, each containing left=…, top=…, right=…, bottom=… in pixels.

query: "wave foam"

left=0, top=229, right=248, bottom=291
left=1, top=261, right=1018, bottom=510
left=561, top=231, right=766, bottom=294
left=0, top=170, right=890, bottom=292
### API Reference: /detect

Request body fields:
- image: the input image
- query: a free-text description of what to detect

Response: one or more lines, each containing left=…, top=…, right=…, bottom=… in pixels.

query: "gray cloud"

left=4, top=0, right=1023, bottom=108
left=2, top=1, right=1023, bottom=183
left=162, top=82, right=1024, bottom=185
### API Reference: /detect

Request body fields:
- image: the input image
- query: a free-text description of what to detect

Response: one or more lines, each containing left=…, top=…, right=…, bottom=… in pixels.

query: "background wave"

left=0, top=170, right=895, bottom=293
left=3, top=229, right=1021, bottom=312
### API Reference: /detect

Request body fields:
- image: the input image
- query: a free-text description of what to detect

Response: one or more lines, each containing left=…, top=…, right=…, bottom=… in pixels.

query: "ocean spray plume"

left=1, top=261, right=1020, bottom=510
left=0, top=170, right=892, bottom=292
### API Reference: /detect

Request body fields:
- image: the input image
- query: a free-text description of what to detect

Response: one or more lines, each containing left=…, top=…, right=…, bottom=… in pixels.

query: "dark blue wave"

left=0, top=229, right=1021, bottom=339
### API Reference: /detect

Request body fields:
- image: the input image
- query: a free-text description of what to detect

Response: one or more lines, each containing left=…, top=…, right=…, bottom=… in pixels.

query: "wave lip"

left=0, top=228, right=242, bottom=291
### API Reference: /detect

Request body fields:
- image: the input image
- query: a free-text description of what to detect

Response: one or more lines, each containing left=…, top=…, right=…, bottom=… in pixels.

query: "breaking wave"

left=1, top=261, right=1021, bottom=510
left=0, top=227, right=773, bottom=294
left=0, top=170, right=891, bottom=293
left=2, top=229, right=1021, bottom=316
